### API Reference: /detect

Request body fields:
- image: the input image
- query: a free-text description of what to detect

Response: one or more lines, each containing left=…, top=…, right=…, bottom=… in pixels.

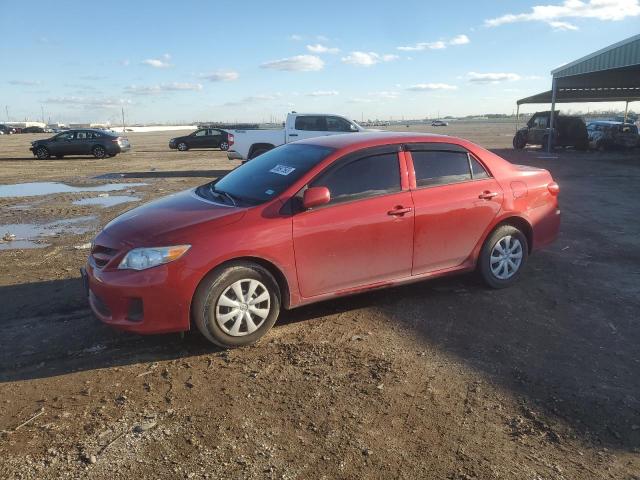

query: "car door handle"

left=289, top=133, right=298, bottom=137
left=478, top=191, right=498, bottom=200
left=388, top=206, right=413, bottom=216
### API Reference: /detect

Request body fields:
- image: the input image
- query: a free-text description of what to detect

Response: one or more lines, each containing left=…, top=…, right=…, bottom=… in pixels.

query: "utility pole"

left=41, top=105, right=45, bottom=124
left=5, top=105, right=8, bottom=122
left=121, top=106, right=125, bottom=132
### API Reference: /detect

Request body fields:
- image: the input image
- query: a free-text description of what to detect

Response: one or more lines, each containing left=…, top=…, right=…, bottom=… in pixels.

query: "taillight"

left=112, top=136, right=120, bottom=143
left=228, top=133, right=234, bottom=146
left=547, top=182, right=560, bottom=195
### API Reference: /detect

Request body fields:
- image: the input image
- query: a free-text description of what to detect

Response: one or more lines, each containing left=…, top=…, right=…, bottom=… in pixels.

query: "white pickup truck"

left=225, top=112, right=367, bottom=161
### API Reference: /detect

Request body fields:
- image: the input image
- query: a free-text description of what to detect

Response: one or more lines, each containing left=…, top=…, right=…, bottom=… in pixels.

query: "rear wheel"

left=36, top=146, right=50, bottom=159
left=193, top=262, right=281, bottom=348
left=248, top=145, right=272, bottom=160
left=478, top=225, right=528, bottom=289
left=219, top=141, right=229, bottom=151
left=177, top=142, right=189, bottom=151
left=92, top=145, right=106, bottom=159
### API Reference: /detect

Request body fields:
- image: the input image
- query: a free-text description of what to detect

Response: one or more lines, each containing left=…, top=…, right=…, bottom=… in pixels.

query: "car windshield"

left=198, top=143, right=334, bottom=206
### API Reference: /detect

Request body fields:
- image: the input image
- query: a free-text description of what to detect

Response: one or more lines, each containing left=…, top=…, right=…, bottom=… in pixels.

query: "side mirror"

left=303, top=186, right=330, bottom=209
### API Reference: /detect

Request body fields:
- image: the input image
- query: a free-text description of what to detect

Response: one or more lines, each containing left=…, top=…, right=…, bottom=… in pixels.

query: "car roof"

left=296, top=131, right=454, bottom=150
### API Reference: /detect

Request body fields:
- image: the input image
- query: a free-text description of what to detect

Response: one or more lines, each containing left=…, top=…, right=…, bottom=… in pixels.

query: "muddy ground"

left=0, top=123, right=639, bottom=479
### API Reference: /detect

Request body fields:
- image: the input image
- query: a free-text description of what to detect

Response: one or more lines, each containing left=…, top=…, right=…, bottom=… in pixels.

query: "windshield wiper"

left=208, top=185, right=237, bottom=207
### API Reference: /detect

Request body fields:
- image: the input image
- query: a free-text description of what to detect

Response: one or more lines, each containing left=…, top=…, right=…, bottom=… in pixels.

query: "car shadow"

left=1, top=266, right=638, bottom=451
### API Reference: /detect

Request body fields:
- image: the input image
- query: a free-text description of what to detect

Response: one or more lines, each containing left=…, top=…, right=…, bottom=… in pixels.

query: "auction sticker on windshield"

left=269, top=165, right=296, bottom=176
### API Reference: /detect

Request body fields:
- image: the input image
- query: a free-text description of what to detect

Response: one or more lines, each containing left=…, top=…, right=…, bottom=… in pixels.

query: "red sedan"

left=83, top=132, right=560, bottom=347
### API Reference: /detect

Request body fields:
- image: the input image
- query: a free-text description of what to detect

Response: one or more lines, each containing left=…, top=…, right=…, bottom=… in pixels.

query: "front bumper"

left=83, top=260, right=192, bottom=334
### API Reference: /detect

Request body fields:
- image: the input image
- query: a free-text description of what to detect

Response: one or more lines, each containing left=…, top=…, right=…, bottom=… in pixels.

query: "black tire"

left=478, top=225, right=529, bottom=289
left=513, top=133, right=526, bottom=150
left=219, top=141, right=229, bottom=151
left=36, top=146, right=50, bottom=159
left=192, top=262, right=281, bottom=348
left=177, top=142, right=189, bottom=151
left=92, top=145, right=106, bottom=159
left=55, top=155, right=64, bottom=159
left=248, top=145, right=272, bottom=160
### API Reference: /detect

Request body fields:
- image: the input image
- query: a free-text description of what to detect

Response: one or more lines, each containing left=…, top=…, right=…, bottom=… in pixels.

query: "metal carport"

left=516, top=34, right=640, bottom=151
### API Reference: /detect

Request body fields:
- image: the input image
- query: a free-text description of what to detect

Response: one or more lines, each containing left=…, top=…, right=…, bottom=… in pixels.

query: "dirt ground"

left=1, top=123, right=639, bottom=479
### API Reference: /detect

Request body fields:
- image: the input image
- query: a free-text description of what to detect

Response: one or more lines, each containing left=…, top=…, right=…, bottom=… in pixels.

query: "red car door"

left=407, top=146, right=503, bottom=275
left=292, top=150, right=414, bottom=298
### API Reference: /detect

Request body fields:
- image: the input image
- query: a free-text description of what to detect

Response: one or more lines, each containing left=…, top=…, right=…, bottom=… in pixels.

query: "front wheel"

left=513, top=133, right=526, bottom=149
left=36, top=146, right=50, bottom=159
left=177, top=142, right=189, bottom=151
left=478, top=225, right=528, bottom=289
left=193, top=262, right=281, bottom=348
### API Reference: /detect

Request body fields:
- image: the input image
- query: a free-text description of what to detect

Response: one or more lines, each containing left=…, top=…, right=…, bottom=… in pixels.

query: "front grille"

left=91, top=244, right=119, bottom=269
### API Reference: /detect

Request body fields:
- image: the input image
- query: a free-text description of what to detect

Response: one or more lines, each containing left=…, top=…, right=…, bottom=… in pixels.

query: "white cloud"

left=370, top=91, right=400, bottom=99
left=347, top=97, right=374, bottom=103
left=200, top=71, right=239, bottom=82
left=406, top=83, right=458, bottom=91
left=44, top=96, right=132, bottom=108
left=125, top=83, right=203, bottom=95
left=341, top=51, right=398, bottom=66
left=306, top=90, right=339, bottom=96
left=289, top=34, right=303, bottom=41
left=261, top=55, right=324, bottom=71
left=8, top=80, right=40, bottom=86
left=120, top=59, right=130, bottom=67
left=449, top=34, right=470, bottom=45
left=142, top=54, right=172, bottom=68
left=397, top=41, right=446, bottom=52
left=223, top=94, right=282, bottom=106
left=398, top=34, right=470, bottom=51
left=485, top=0, right=640, bottom=29
left=548, top=20, right=579, bottom=30
left=467, top=72, right=522, bottom=83
left=306, top=44, right=340, bottom=54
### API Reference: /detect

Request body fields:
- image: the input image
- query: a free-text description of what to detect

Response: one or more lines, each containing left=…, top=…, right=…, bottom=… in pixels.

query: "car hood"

left=99, top=188, right=246, bottom=245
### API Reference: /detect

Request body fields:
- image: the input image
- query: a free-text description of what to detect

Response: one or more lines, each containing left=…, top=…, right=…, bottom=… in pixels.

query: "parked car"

left=169, top=128, right=232, bottom=151
left=29, top=129, right=131, bottom=159
left=226, top=112, right=367, bottom=161
left=22, top=126, right=45, bottom=134
left=513, top=111, right=588, bottom=150
left=82, top=132, right=560, bottom=348
left=0, top=124, right=16, bottom=135
left=587, top=121, right=640, bottom=151
left=431, top=120, right=448, bottom=126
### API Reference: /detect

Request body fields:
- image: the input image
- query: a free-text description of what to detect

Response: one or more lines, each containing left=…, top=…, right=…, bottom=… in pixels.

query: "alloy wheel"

left=215, top=279, right=271, bottom=336
left=490, top=235, right=523, bottom=280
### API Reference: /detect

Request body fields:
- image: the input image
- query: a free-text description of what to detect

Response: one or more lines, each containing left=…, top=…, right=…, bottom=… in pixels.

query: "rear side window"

left=411, top=151, right=471, bottom=187
left=312, top=153, right=400, bottom=204
left=470, top=156, right=489, bottom=179
left=76, top=131, right=88, bottom=140
left=326, top=116, right=354, bottom=132
left=295, top=116, right=326, bottom=131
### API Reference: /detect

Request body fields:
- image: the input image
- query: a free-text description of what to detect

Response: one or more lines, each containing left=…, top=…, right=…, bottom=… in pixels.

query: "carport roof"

left=517, top=34, right=640, bottom=105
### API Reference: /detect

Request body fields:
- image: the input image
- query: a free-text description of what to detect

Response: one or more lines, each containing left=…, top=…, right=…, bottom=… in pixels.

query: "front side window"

left=295, top=116, right=326, bottom=131
left=326, top=116, right=355, bottom=132
left=205, top=144, right=334, bottom=205
left=194, top=129, right=207, bottom=137
left=56, top=132, right=74, bottom=141
left=311, top=153, right=401, bottom=205
left=411, top=151, right=472, bottom=187
left=76, top=131, right=88, bottom=140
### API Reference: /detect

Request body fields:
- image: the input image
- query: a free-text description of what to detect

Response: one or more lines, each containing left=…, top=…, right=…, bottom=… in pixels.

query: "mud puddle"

left=0, top=216, right=97, bottom=250
left=0, top=182, right=146, bottom=198
left=72, top=195, right=140, bottom=207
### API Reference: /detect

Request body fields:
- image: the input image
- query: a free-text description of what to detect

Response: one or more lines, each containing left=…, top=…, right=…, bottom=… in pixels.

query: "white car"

left=226, top=113, right=367, bottom=162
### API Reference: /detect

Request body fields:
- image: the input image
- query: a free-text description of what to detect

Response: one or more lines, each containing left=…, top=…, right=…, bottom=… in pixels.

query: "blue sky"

left=1, top=0, right=638, bottom=124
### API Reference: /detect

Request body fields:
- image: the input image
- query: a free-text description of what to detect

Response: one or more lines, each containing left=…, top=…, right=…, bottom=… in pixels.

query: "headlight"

left=118, top=245, right=190, bottom=271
